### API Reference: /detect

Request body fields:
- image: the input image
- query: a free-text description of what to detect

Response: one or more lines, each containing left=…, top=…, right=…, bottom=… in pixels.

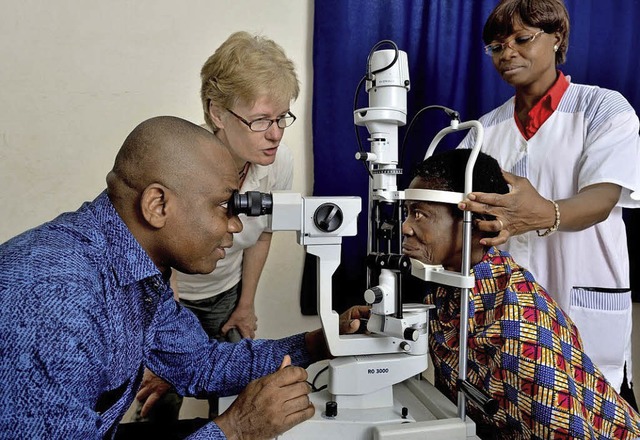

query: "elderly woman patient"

left=402, top=149, right=640, bottom=440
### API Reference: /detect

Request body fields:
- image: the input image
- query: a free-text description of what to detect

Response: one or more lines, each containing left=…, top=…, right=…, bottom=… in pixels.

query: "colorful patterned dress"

left=426, top=247, right=640, bottom=439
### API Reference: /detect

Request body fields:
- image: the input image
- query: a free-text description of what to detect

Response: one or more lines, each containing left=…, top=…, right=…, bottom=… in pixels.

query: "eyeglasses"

left=484, top=30, right=545, bottom=56
left=226, top=109, right=297, bottom=132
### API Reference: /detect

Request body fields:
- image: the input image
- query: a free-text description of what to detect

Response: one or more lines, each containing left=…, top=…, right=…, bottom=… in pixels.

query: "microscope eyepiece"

left=229, top=190, right=273, bottom=216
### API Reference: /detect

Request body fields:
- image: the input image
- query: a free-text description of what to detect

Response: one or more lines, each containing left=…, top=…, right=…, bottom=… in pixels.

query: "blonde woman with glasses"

left=133, top=31, right=300, bottom=428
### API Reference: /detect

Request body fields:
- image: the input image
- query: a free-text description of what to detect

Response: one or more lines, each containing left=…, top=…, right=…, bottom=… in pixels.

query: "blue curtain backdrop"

left=303, top=0, right=640, bottom=313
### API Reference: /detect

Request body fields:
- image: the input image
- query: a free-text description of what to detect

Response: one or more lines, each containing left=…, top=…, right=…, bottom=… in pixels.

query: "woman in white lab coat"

left=458, top=0, right=640, bottom=406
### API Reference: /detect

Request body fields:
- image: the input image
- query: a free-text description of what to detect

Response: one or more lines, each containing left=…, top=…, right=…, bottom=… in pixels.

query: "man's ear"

left=140, top=184, right=170, bottom=229
left=209, top=101, right=225, bottom=129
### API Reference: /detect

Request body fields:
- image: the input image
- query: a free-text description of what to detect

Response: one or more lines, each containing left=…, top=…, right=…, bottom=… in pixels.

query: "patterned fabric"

left=0, top=191, right=311, bottom=440
left=426, top=247, right=640, bottom=439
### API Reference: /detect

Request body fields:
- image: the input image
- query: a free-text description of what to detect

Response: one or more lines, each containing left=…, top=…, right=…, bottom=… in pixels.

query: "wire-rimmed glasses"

left=227, top=109, right=296, bottom=132
left=484, top=30, right=545, bottom=56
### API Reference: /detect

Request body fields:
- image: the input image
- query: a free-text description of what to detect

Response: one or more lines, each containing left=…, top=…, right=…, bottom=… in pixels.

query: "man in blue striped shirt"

left=0, top=116, right=366, bottom=439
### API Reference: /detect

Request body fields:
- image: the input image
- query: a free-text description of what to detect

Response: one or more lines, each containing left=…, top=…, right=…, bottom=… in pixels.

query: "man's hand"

left=135, top=369, right=172, bottom=418
left=221, top=304, right=258, bottom=339
left=304, top=305, right=371, bottom=362
left=214, top=355, right=313, bottom=440
left=458, top=171, right=554, bottom=246
left=338, top=305, right=370, bottom=334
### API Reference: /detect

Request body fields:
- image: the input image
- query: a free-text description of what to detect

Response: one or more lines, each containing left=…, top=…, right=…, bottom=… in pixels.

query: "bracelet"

left=536, top=200, right=560, bottom=237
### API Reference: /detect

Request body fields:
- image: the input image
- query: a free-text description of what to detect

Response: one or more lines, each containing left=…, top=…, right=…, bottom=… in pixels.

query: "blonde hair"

left=200, top=31, right=300, bottom=130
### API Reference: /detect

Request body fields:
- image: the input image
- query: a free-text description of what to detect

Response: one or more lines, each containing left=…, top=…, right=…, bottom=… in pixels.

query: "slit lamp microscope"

left=227, top=42, right=496, bottom=439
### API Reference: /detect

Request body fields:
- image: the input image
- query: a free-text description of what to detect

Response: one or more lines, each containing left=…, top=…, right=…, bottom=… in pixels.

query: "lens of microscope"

left=229, top=191, right=273, bottom=216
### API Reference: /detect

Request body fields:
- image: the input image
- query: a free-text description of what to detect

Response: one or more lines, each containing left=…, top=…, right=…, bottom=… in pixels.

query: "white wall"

left=0, top=0, right=319, bottom=338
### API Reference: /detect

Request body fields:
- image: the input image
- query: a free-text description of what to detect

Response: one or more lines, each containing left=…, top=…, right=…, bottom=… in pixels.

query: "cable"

left=311, top=365, right=329, bottom=392
left=353, top=74, right=373, bottom=178
left=399, top=105, right=460, bottom=168
left=366, top=40, right=400, bottom=79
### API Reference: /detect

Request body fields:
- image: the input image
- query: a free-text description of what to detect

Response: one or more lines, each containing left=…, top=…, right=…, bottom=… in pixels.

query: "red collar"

left=515, top=71, right=569, bottom=140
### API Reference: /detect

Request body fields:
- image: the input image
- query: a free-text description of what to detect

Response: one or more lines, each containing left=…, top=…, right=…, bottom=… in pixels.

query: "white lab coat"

left=460, top=82, right=640, bottom=390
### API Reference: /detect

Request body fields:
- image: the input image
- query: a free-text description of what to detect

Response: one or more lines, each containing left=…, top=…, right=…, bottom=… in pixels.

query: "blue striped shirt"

left=0, top=191, right=310, bottom=439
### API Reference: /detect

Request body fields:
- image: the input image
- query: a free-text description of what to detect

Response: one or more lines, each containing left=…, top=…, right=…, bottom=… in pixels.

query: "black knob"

left=325, top=400, right=338, bottom=418
left=403, top=327, right=419, bottom=341
left=364, top=286, right=383, bottom=304
left=401, top=407, right=409, bottom=419
left=314, top=203, right=343, bottom=232
left=457, top=379, right=499, bottom=416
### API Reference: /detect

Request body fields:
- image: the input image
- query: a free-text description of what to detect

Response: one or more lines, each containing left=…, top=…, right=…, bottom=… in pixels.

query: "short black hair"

left=411, top=149, right=509, bottom=236
left=412, top=149, right=509, bottom=195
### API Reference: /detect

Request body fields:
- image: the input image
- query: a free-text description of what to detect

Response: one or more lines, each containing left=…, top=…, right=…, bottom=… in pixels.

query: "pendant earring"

left=553, top=44, right=559, bottom=52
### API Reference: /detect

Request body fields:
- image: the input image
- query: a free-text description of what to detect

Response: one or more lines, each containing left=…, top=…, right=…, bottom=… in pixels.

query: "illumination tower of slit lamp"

left=226, top=41, right=498, bottom=439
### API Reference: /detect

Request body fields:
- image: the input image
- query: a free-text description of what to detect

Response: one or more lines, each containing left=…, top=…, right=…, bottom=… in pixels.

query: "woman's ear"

left=140, top=184, right=170, bottom=229
left=209, top=101, right=225, bottom=130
